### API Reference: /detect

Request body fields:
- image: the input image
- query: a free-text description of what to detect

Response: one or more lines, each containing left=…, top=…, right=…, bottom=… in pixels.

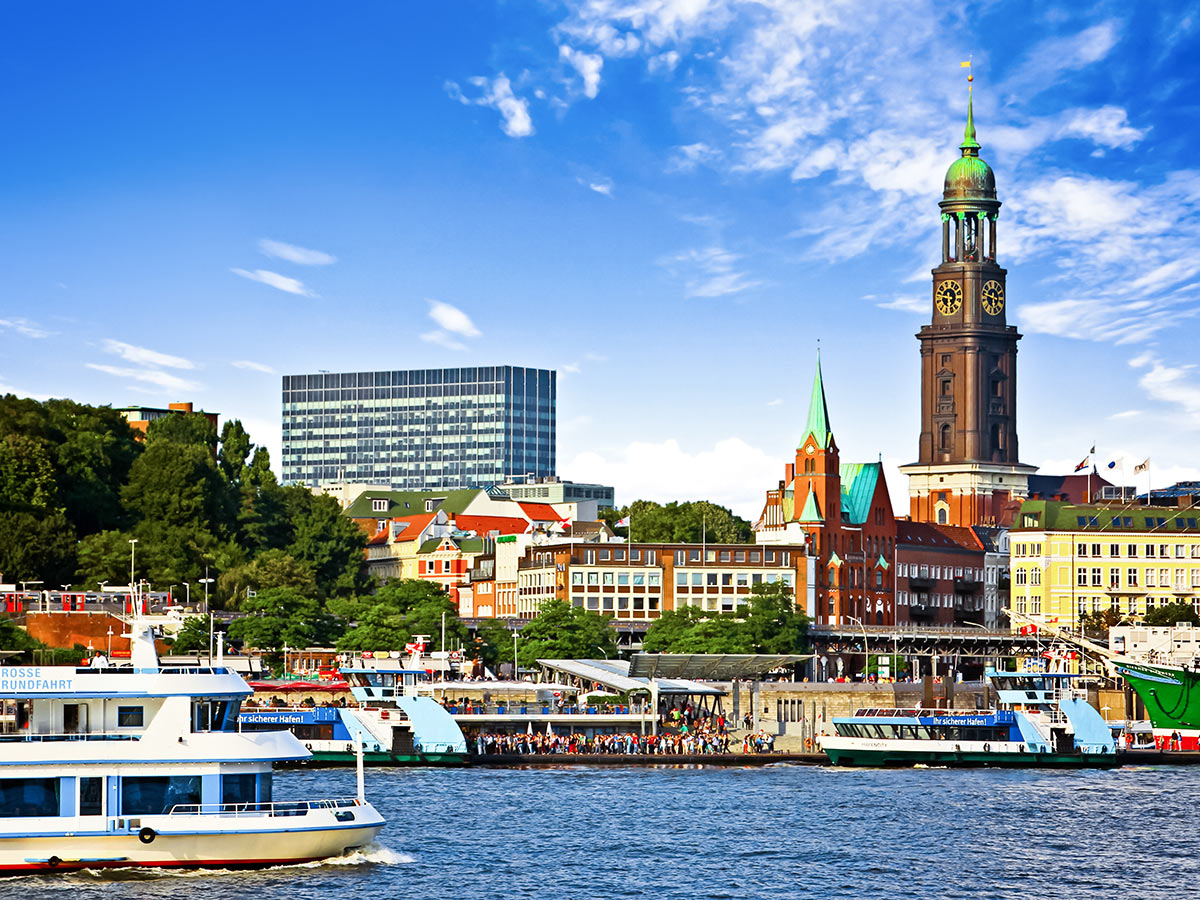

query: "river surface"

left=18, top=763, right=1197, bottom=899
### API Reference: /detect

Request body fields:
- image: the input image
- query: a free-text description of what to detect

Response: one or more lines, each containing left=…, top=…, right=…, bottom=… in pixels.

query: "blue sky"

left=2, top=2, right=1199, bottom=519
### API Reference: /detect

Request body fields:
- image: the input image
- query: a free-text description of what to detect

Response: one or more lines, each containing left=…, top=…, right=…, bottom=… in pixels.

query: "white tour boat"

left=0, top=618, right=385, bottom=873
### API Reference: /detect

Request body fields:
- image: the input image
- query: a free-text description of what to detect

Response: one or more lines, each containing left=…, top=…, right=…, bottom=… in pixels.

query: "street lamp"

left=182, top=582, right=191, bottom=607
left=846, top=615, right=870, bottom=680
left=512, top=630, right=520, bottom=681
left=128, top=539, right=138, bottom=604
left=19, top=581, right=43, bottom=613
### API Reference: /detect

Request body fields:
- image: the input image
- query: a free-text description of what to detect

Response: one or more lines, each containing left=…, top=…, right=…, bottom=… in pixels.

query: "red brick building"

left=894, top=520, right=987, bottom=626
left=756, top=358, right=897, bottom=627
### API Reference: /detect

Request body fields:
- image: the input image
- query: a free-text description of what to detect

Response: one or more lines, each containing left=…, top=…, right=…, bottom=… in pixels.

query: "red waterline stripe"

left=0, top=856, right=326, bottom=874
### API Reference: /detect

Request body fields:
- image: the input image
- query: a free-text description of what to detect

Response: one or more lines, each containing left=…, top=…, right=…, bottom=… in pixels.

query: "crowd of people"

left=469, top=729, right=739, bottom=756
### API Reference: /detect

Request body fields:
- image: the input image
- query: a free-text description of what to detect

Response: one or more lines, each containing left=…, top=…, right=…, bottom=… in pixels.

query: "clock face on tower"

left=934, top=280, right=963, bottom=316
left=981, top=280, right=1005, bottom=316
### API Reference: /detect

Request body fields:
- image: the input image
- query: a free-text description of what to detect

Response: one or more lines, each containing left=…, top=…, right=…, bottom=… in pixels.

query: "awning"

left=626, top=653, right=811, bottom=681
left=537, top=658, right=723, bottom=696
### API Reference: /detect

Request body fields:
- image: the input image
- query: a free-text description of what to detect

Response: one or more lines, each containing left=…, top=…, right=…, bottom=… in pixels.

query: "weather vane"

left=960, top=57, right=973, bottom=83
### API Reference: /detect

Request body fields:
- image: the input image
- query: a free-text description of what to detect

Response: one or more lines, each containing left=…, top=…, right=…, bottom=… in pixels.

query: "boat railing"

left=0, top=731, right=140, bottom=743
left=851, top=707, right=996, bottom=718
left=167, top=797, right=362, bottom=818
left=448, top=703, right=652, bottom=716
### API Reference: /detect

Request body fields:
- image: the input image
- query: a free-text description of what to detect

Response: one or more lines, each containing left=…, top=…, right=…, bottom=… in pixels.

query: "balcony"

left=953, top=575, right=982, bottom=593
left=907, top=575, right=935, bottom=591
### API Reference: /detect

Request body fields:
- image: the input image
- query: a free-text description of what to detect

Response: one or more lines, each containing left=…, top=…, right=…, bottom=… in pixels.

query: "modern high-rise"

left=281, top=366, right=555, bottom=490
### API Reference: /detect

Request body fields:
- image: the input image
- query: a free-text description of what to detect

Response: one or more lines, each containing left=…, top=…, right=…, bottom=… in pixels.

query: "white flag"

left=1134, top=458, right=1150, bottom=473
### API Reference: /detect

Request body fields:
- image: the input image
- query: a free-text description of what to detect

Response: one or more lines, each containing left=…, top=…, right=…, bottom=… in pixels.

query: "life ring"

left=805, top=738, right=813, bottom=750
left=345, top=743, right=354, bottom=753
left=305, top=743, right=313, bottom=751
left=46, top=856, right=61, bottom=868
left=983, top=743, right=990, bottom=753
left=138, top=827, right=157, bottom=844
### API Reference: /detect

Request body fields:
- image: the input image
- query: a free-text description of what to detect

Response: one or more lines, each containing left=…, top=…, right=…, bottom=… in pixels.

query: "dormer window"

left=371, top=498, right=387, bottom=513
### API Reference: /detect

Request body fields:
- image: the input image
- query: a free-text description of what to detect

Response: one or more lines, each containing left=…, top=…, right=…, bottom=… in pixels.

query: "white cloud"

left=419, top=331, right=468, bottom=352
left=559, top=44, right=604, bottom=98
left=231, top=268, right=317, bottom=297
left=659, top=244, right=762, bottom=298
left=561, top=363, right=582, bottom=374
left=102, top=339, right=195, bottom=370
left=584, top=351, right=608, bottom=362
left=258, top=239, right=337, bottom=266
left=0, top=379, right=50, bottom=401
left=875, top=295, right=926, bottom=313
left=420, top=300, right=482, bottom=352
left=232, top=360, right=275, bottom=374
left=1133, top=354, right=1200, bottom=419
left=428, top=300, right=481, bottom=337
left=667, top=142, right=721, bottom=173
left=85, top=364, right=200, bottom=393
left=1058, top=106, right=1146, bottom=149
left=1108, top=409, right=1141, bottom=420
left=766, top=397, right=783, bottom=406
left=564, top=436, right=779, bottom=519
left=589, top=180, right=613, bottom=196
left=0, top=317, right=51, bottom=339
left=446, top=74, right=534, bottom=138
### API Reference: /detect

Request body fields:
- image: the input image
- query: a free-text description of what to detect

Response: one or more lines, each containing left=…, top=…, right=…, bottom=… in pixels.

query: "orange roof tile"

left=455, top=515, right=530, bottom=536
left=519, top=502, right=566, bottom=521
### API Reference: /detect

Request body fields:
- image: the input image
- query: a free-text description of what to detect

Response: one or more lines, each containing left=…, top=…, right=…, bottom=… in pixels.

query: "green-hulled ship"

left=1111, top=660, right=1200, bottom=751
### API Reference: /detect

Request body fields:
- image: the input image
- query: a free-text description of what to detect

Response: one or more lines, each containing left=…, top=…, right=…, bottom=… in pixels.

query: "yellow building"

left=1009, top=500, right=1200, bottom=629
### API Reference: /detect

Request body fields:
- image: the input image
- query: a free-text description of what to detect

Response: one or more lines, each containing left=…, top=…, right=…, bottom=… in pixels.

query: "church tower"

left=899, top=86, right=1036, bottom=527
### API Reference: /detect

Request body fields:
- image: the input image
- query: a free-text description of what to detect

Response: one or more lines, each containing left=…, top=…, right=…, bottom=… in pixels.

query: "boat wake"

left=298, top=842, right=414, bottom=867
left=61, top=843, right=412, bottom=881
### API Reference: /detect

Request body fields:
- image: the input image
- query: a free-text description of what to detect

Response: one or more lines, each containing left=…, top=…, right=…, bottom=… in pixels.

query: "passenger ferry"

left=0, top=618, right=385, bottom=872
left=820, top=670, right=1119, bottom=768
left=238, top=648, right=467, bottom=766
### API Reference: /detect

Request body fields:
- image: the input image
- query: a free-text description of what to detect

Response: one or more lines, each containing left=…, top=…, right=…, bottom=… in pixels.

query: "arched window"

left=991, top=423, right=1003, bottom=456
left=937, top=508, right=948, bottom=525
left=939, top=423, right=952, bottom=452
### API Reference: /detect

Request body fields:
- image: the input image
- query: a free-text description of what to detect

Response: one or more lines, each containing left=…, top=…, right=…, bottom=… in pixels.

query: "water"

left=19, top=764, right=1199, bottom=898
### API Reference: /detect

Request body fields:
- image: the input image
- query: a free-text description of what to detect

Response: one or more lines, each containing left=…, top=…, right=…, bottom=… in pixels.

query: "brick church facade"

left=756, top=358, right=897, bottom=627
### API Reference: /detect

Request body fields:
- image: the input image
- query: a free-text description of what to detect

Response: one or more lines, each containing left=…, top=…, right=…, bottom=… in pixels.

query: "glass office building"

left=281, top=366, right=555, bottom=490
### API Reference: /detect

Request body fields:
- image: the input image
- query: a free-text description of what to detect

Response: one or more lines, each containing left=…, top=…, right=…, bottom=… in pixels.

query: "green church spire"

left=960, top=85, right=980, bottom=155
left=801, top=354, right=833, bottom=450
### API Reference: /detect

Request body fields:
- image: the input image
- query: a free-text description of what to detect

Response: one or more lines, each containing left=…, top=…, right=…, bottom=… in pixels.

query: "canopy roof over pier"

left=627, top=653, right=810, bottom=681
left=537, top=658, right=723, bottom=696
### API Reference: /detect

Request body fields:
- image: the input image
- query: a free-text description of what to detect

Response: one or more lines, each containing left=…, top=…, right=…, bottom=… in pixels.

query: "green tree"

left=472, top=618, right=517, bottom=671
left=145, top=411, right=218, bottom=454
left=218, top=550, right=318, bottom=608
left=227, top=587, right=339, bottom=651
left=333, top=580, right=465, bottom=651
left=741, top=581, right=809, bottom=654
left=44, top=400, right=140, bottom=535
left=236, top=448, right=289, bottom=554
left=642, top=607, right=751, bottom=653
left=169, top=616, right=211, bottom=654
left=218, top=420, right=253, bottom=486
left=283, top=486, right=369, bottom=598
left=74, top=529, right=135, bottom=588
left=122, top=441, right=233, bottom=538
left=0, top=431, right=78, bottom=583
left=611, top=499, right=752, bottom=543
left=517, top=599, right=617, bottom=666
left=1144, top=602, right=1200, bottom=627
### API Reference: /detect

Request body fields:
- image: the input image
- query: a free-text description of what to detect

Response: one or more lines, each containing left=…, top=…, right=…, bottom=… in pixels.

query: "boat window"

left=222, top=773, right=257, bottom=806
left=0, top=778, right=61, bottom=817
left=121, top=776, right=202, bottom=815
left=193, top=699, right=242, bottom=732
left=79, top=777, right=103, bottom=816
left=117, top=706, right=144, bottom=727
left=258, top=772, right=272, bottom=803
